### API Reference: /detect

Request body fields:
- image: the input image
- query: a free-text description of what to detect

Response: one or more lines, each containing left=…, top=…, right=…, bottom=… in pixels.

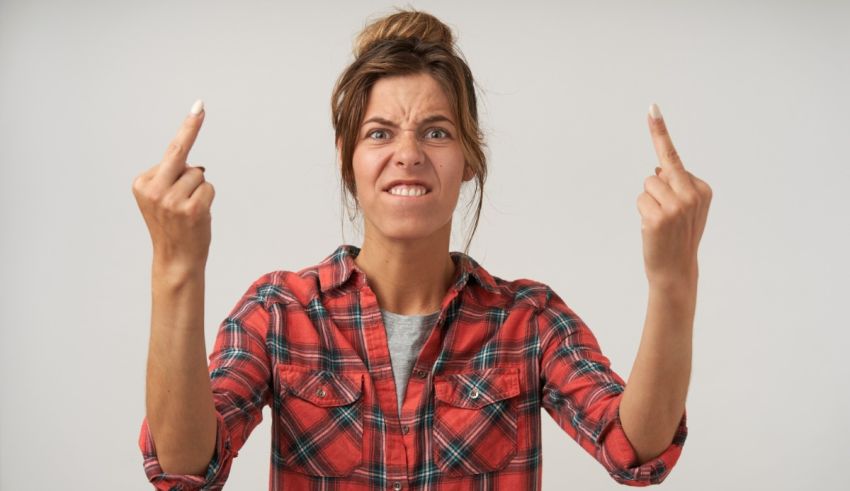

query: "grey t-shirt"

left=380, top=309, right=440, bottom=418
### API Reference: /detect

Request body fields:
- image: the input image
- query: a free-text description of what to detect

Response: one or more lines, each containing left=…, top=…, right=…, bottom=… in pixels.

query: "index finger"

left=156, top=99, right=206, bottom=184
left=647, top=103, right=684, bottom=170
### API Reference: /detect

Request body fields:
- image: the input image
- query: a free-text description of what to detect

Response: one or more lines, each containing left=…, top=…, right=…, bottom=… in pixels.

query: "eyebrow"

left=361, top=114, right=456, bottom=128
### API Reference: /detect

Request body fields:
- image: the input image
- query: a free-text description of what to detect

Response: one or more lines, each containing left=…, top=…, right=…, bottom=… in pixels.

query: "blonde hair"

left=331, top=7, right=487, bottom=254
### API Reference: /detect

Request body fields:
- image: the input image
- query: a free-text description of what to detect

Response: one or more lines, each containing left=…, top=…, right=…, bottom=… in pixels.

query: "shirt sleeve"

left=536, top=286, right=688, bottom=486
left=138, top=274, right=275, bottom=490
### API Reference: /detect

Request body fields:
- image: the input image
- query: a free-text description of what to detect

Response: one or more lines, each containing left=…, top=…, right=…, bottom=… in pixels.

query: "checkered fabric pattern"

left=139, top=244, right=687, bottom=490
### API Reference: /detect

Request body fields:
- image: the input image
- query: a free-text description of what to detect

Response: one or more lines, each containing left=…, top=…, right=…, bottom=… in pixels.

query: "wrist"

left=152, top=258, right=206, bottom=287
left=649, top=276, right=697, bottom=294
left=648, top=263, right=698, bottom=292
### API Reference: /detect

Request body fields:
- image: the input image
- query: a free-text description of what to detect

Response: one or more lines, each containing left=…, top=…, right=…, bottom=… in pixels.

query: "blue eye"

left=427, top=128, right=449, bottom=139
left=368, top=129, right=390, bottom=140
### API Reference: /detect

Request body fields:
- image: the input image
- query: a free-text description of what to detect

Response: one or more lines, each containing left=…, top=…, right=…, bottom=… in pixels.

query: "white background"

left=1, top=0, right=848, bottom=489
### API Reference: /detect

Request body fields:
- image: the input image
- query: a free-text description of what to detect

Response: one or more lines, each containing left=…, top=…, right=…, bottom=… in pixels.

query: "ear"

left=462, top=164, right=475, bottom=182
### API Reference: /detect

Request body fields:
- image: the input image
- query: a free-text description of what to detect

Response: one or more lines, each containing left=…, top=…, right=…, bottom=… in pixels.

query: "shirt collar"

left=317, top=244, right=499, bottom=295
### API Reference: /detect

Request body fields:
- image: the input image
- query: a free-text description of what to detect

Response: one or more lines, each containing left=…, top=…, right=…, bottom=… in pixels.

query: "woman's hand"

left=132, top=100, right=214, bottom=273
left=636, top=104, right=713, bottom=287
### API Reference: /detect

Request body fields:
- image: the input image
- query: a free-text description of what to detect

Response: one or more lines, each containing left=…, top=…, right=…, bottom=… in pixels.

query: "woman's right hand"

left=132, top=100, right=215, bottom=273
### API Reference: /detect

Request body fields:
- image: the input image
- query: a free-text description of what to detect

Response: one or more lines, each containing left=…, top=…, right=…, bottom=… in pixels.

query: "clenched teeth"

left=387, top=185, right=428, bottom=196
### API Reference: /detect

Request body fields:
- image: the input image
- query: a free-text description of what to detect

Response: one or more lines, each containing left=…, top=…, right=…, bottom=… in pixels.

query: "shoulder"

left=482, top=275, right=548, bottom=311
left=238, top=263, right=326, bottom=311
left=237, top=244, right=363, bottom=309
left=477, top=269, right=587, bottom=341
left=463, top=255, right=557, bottom=312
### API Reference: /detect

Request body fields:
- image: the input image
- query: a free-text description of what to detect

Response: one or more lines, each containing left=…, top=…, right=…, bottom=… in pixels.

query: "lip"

left=383, top=179, right=432, bottom=192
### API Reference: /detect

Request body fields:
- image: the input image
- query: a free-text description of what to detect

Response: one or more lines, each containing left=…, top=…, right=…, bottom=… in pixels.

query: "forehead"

left=363, top=72, right=453, bottom=118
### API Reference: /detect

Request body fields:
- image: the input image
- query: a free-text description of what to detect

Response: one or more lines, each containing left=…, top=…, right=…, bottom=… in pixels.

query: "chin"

left=380, top=227, right=437, bottom=242
left=374, top=219, right=448, bottom=242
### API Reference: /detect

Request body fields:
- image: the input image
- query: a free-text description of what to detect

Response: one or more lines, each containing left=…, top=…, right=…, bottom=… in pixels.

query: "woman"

left=133, top=8, right=711, bottom=490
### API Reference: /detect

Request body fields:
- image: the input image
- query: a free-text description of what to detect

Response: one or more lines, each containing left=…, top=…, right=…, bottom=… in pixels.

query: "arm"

left=139, top=271, right=274, bottom=490
left=619, top=279, right=695, bottom=465
left=132, top=101, right=220, bottom=479
left=537, top=286, right=688, bottom=486
left=540, top=103, right=708, bottom=485
left=144, top=263, right=217, bottom=475
left=134, top=102, right=271, bottom=489
left=625, top=102, right=712, bottom=464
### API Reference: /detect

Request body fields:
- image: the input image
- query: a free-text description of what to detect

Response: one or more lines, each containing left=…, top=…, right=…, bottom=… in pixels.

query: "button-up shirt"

left=139, top=244, right=688, bottom=489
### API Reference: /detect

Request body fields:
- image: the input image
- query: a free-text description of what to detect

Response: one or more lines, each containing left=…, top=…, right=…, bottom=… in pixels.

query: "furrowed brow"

left=420, top=114, right=455, bottom=126
left=361, top=114, right=455, bottom=128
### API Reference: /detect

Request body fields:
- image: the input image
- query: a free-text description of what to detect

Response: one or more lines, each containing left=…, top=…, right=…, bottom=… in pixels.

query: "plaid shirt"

left=139, top=244, right=687, bottom=490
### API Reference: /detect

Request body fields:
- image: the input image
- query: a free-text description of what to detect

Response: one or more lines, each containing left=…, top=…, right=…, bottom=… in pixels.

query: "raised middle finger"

left=648, top=103, right=685, bottom=172
left=152, top=100, right=206, bottom=187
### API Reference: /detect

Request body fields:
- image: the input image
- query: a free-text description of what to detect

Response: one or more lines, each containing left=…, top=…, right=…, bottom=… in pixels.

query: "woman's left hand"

left=636, top=104, right=713, bottom=287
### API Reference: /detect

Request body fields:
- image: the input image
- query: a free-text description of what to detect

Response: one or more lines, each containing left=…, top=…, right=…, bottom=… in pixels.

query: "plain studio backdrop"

left=1, top=0, right=848, bottom=489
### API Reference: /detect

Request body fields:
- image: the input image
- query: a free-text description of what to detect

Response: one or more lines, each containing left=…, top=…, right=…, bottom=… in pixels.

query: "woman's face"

left=349, top=71, right=473, bottom=244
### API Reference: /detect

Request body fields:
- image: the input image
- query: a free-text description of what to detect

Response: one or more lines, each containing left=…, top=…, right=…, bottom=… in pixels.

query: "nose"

left=394, top=130, right=423, bottom=167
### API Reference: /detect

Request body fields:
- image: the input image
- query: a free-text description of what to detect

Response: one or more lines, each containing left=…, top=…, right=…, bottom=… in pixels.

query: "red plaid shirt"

left=139, top=244, right=687, bottom=490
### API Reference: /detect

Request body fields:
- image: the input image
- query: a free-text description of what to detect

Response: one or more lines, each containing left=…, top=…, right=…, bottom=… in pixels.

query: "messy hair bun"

left=353, top=9, right=455, bottom=58
left=332, top=8, right=487, bottom=255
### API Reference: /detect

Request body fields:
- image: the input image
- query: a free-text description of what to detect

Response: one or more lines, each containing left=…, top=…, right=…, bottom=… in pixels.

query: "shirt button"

left=392, top=482, right=402, bottom=490
left=469, top=388, right=479, bottom=399
left=316, top=387, right=326, bottom=397
left=415, top=370, right=427, bottom=378
left=401, top=425, right=409, bottom=434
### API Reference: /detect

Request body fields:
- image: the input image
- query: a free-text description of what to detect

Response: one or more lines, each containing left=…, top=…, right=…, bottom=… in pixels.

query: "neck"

left=354, top=224, right=456, bottom=315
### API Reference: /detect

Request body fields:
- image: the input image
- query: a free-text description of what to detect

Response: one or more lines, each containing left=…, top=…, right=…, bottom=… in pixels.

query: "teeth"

left=388, top=185, right=427, bottom=197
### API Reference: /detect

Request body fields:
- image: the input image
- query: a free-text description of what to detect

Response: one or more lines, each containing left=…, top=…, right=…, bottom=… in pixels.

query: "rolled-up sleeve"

left=138, top=274, right=275, bottom=490
left=536, top=286, right=687, bottom=486
left=139, top=411, right=233, bottom=490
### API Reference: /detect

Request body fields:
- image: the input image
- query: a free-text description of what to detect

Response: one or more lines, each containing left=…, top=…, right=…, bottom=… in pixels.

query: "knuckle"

left=185, top=200, right=209, bottom=219
left=182, top=200, right=199, bottom=216
left=681, top=191, right=700, bottom=208
left=131, top=175, right=144, bottom=194
left=167, top=141, right=185, bottom=155
left=145, top=188, right=163, bottom=204
left=148, top=189, right=166, bottom=206
left=666, top=203, right=683, bottom=217
left=160, top=194, right=179, bottom=211
left=643, top=215, right=662, bottom=231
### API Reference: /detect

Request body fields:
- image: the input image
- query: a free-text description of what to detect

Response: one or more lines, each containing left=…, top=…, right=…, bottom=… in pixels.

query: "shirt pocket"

left=277, top=365, right=365, bottom=477
left=432, top=367, right=521, bottom=476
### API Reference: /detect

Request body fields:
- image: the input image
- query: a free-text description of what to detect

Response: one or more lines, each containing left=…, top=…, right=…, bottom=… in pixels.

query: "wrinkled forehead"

left=362, top=72, right=455, bottom=123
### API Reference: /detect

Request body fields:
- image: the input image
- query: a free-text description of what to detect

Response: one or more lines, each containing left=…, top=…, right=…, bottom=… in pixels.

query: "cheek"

left=437, top=154, right=467, bottom=186
left=352, top=154, right=381, bottom=200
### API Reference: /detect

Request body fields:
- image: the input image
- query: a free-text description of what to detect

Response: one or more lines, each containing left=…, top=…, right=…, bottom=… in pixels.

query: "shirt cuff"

left=138, top=411, right=233, bottom=490
left=603, top=403, right=688, bottom=486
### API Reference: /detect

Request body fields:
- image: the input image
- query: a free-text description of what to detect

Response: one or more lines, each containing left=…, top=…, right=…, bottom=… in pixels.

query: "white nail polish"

left=649, top=103, right=663, bottom=120
left=190, top=99, right=204, bottom=115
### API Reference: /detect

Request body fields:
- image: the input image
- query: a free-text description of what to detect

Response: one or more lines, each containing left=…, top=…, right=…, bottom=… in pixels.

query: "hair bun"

left=354, top=9, right=455, bottom=58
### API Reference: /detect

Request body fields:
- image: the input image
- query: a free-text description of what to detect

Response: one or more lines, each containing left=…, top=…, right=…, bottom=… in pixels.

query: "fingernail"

left=190, top=99, right=204, bottom=116
left=649, top=103, right=663, bottom=120
left=655, top=166, right=662, bottom=175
